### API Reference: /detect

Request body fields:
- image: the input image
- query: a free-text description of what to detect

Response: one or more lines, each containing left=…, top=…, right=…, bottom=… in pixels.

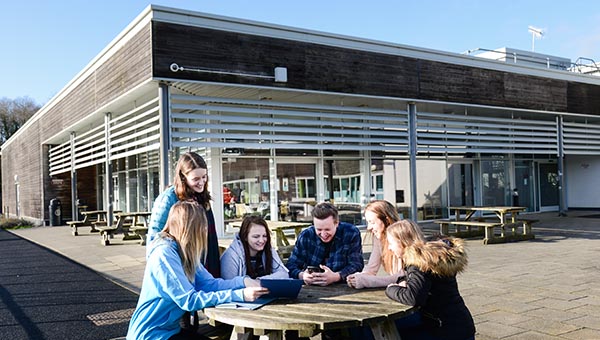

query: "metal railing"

left=462, top=48, right=600, bottom=75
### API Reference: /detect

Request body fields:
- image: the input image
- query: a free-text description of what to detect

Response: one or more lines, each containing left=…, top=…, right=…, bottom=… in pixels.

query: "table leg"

left=263, top=330, right=283, bottom=339
left=370, top=320, right=401, bottom=340
left=230, top=326, right=252, bottom=340
left=275, top=230, right=288, bottom=247
left=464, top=211, right=475, bottom=221
left=499, top=213, right=506, bottom=237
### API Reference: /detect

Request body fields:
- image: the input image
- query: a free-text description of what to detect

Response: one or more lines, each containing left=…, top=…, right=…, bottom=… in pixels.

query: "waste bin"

left=49, top=198, right=62, bottom=226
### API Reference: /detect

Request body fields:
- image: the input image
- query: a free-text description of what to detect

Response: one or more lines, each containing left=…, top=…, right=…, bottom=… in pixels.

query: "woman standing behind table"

left=385, top=220, right=475, bottom=340
left=221, top=215, right=289, bottom=280
left=147, top=152, right=220, bottom=278
left=347, top=200, right=403, bottom=289
left=127, top=201, right=268, bottom=340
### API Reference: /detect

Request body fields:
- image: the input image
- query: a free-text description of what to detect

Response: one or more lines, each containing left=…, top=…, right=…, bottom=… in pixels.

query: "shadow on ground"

left=0, top=229, right=138, bottom=339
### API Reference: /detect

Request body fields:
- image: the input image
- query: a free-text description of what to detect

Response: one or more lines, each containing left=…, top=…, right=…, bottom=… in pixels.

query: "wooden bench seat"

left=434, top=218, right=537, bottom=244
left=276, top=245, right=295, bottom=264
left=517, top=218, right=538, bottom=235
left=433, top=219, right=496, bottom=238
left=97, top=225, right=119, bottom=246
left=66, top=216, right=98, bottom=236
left=98, top=222, right=138, bottom=246
left=484, top=218, right=537, bottom=244
left=130, top=226, right=148, bottom=246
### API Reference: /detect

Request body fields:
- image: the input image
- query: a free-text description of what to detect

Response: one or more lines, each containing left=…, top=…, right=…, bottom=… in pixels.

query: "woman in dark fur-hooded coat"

left=385, top=220, right=475, bottom=340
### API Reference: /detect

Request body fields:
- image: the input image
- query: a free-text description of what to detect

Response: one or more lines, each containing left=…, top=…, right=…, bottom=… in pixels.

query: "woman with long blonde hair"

left=347, top=200, right=403, bottom=289
left=385, top=219, right=475, bottom=340
left=147, top=152, right=223, bottom=333
left=127, top=201, right=268, bottom=340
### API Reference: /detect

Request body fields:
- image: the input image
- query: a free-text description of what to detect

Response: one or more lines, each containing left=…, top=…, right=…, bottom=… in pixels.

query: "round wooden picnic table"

left=204, top=284, right=415, bottom=339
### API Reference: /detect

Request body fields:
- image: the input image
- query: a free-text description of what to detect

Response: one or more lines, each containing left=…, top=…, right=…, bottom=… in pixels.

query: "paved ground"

left=8, top=210, right=600, bottom=339
left=0, top=229, right=138, bottom=339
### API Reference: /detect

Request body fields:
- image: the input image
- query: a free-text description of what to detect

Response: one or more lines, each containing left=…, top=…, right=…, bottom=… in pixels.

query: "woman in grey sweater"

left=221, top=215, right=289, bottom=280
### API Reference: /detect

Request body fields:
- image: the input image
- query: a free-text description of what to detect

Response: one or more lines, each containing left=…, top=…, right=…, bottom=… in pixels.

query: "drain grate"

left=87, top=308, right=135, bottom=326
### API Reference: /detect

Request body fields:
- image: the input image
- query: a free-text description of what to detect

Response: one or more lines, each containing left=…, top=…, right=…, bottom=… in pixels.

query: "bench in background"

left=434, top=218, right=537, bottom=244
left=434, top=219, right=498, bottom=238
left=66, top=214, right=98, bottom=236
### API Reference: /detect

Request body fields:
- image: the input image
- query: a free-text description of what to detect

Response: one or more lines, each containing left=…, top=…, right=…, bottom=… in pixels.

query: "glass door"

left=514, top=160, right=534, bottom=212
left=480, top=159, right=511, bottom=206
left=538, top=162, right=559, bottom=212
left=277, top=161, right=318, bottom=222
left=448, top=162, right=474, bottom=207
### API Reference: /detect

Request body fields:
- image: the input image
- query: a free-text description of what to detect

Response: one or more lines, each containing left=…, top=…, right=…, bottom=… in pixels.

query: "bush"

left=0, top=217, right=34, bottom=230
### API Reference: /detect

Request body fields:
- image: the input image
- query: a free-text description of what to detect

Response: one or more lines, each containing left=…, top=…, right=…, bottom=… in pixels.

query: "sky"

left=2, top=0, right=600, bottom=105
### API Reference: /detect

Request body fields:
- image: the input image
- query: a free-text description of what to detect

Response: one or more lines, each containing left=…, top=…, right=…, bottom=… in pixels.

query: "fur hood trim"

left=403, top=237, right=468, bottom=277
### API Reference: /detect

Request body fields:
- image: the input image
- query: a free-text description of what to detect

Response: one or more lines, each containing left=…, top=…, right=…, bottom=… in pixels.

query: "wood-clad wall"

left=1, top=24, right=152, bottom=222
left=153, top=21, right=600, bottom=115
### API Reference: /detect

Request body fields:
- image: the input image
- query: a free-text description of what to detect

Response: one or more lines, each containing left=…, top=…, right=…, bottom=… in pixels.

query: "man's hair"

left=312, top=202, right=339, bottom=221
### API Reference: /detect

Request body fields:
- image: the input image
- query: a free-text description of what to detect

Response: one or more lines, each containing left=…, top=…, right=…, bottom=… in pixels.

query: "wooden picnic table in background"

left=68, top=210, right=119, bottom=236
left=204, top=284, right=416, bottom=340
left=449, top=206, right=526, bottom=224
left=229, top=220, right=311, bottom=260
left=98, top=211, right=151, bottom=246
left=435, top=206, right=535, bottom=244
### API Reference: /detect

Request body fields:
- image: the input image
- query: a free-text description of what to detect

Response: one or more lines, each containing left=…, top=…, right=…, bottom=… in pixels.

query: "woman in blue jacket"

left=147, top=152, right=221, bottom=278
left=220, top=215, right=289, bottom=280
left=127, top=201, right=268, bottom=340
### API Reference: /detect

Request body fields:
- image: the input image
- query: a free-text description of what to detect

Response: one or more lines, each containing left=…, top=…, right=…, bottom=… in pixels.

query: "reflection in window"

left=222, top=158, right=270, bottom=220
left=296, top=177, right=316, bottom=199
left=323, top=160, right=361, bottom=203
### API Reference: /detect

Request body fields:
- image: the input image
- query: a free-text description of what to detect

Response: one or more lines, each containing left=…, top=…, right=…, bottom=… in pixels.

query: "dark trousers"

left=169, top=328, right=210, bottom=340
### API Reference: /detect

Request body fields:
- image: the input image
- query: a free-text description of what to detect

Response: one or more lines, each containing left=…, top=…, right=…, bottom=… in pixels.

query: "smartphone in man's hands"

left=306, top=265, right=324, bottom=274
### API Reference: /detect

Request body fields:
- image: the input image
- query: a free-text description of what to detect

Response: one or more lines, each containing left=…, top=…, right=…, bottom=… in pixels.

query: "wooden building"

left=2, top=5, right=600, bottom=229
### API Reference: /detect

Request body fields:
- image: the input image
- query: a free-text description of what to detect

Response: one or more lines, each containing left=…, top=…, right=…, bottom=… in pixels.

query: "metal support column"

left=104, top=112, right=114, bottom=225
left=70, top=132, right=77, bottom=221
left=159, top=83, right=172, bottom=190
left=557, top=116, right=567, bottom=216
left=408, top=102, right=418, bottom=220
left=269, top=150, right=279, bottom=221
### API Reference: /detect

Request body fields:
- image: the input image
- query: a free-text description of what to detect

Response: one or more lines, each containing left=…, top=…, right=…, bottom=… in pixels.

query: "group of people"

left=126, top=152, right=475, bottom=340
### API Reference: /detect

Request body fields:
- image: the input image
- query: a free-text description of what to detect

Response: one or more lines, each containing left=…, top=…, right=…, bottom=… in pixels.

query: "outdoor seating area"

left=67, top=209, right=150, bottom=246
left=67, top=209, right=116, bottom=236
left=9, top=210, right=600, bottom=339
left=97, top=211, right=151, bottom=246
left=434, top=206, right=536, bottom=244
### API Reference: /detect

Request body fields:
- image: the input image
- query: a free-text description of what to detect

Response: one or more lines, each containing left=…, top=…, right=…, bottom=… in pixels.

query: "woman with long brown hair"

left=147, top=152, right=220, bottom=277
left=220, top=215, right=288, bottom=279
left=147, top=152, right=223, bottom=334
left=347, top=200, right=404, bottom=289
